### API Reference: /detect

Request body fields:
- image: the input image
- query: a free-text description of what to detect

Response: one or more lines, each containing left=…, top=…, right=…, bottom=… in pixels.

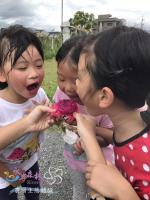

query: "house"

left=61, top=14, right=126, bottom=41
left=95, top=14, right=125, bottom=32
left=61, top=21, right=71, bottom=42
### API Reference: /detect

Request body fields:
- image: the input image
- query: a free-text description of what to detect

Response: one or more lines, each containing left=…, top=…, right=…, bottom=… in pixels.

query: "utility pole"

left=140, top=16, right=144, bottom=29
left=61, top=0, right=63, bottom=28
left=61, top=0, right=64, bottom=43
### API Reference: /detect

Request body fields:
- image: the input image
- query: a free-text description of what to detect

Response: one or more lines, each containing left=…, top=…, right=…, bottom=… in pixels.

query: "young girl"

left=0, top=25, right=54, bottom=200
left=74, top=26, right=150, bottom=199
left=53, top=35, right=114, bottom=200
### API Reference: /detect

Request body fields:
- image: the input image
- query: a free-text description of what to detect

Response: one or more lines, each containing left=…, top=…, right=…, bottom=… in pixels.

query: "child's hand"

left=73, top=138, right=84, bottom=155
left=74, top=113, right=96, bottom=138
left=86, top=160, right=135, bottom=200
left=26, top=105, right=55, bottom=132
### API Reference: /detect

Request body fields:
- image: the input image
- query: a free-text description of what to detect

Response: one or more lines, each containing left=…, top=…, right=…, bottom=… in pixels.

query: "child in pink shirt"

left=53, top=35, right=114, bottom=200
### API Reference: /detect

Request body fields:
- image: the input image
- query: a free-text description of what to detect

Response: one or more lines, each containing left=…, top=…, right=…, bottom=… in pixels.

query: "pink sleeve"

left=53, top=87, right=70, bottom=103
left=138, top=104, right=148, bottom=112
left=96, top=114, right=113, bottom=128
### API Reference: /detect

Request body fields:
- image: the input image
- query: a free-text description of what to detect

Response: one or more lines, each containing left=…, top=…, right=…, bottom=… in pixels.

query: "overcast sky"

left=0, top=0, right=150, bottom=31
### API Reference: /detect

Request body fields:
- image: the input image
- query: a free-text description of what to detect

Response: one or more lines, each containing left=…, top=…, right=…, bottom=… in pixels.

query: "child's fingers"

left=73, top=143, right=82, bottom=155
left=87, top=160, right=97, bottom=167
left=33, top=105, right=54, bottom=115
left=32, top=99, right=50, bottom=106
left=85, top=172, right=91, bottom=180
left=44, top=98, right=51, bottom=106
left=86, top=165, right=93, bottom=173
left=73, top=112, right=82, bottom=121
left=76, top=140, right=81, bottom=148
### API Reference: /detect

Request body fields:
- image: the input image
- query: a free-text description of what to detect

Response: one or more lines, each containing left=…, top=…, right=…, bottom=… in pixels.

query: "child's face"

left=57, top=59, right=82, bottom=104
left=76, top=54, right=102, bottom=115
left=1, top=45, right=44, bottom=103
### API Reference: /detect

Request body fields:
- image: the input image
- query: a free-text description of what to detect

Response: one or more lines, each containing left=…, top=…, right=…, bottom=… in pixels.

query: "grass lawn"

left=42, top=59, right=57, bottom=100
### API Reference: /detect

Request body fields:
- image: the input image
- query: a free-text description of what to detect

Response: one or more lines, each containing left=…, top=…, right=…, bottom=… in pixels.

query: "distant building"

left=61, top=21, right=71, bottom=42
left=48, top=31, right=61, bottom=49
left=95, top=14, right=125, bottom=32
left=60, top=14, right=126, bottom=41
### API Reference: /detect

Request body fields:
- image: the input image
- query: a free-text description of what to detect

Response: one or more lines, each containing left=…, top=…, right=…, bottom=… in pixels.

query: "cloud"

left=0, top=0, right=62, bottom=31
left=0, top=0, right=150, bottom=31
left=0, top=0, right=36, bottom=19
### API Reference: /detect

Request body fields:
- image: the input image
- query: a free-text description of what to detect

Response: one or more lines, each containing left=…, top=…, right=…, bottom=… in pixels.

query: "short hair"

left=0, top=24, right=44, bottom=88
left=0, top=24, right=44, bottom=67
left=56, top=34, right=88, bottom=70
left=82, top=26, right=150, bottom=108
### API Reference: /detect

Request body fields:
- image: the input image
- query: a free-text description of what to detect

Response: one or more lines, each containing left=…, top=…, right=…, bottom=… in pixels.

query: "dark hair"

left=70, top=34, right=97, bottom=66
left=82, top=26, right=150, bottom=109
left=56, top=34, right=88, bottom=70
left=0, top=24, right=44, bottom=88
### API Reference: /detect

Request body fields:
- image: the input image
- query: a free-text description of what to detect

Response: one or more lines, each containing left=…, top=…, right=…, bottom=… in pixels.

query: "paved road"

left=39, top=127, right=72, bottom=200
left=18, top=127, right=72, bottom=200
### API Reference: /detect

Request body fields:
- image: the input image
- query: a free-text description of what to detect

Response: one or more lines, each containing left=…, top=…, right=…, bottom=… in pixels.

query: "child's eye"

left=59, top=79, right=65, bottom=82
left=36, top=64, right=43, bottom=68
left=17, top=66, right=27, bottom=71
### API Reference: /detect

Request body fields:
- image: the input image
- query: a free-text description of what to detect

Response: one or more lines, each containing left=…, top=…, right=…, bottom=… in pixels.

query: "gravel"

left=18, top=127, right=73, bottom=200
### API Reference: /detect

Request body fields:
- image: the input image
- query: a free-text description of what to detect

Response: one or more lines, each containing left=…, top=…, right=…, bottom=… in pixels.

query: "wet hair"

left=56, top=34, right=88, bottom=70
left=0, top=24, right=44, bottom=88
left=82, top=26, right=150, bottom=109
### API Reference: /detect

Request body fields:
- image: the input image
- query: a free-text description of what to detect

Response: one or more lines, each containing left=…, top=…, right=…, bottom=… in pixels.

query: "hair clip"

left=108, top=67, right=133, bottom=78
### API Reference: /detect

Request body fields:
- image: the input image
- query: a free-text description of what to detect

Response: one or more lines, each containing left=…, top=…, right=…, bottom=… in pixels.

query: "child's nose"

left=66, top=83, right=75, bottom=94
left=28, top=67, right=38, bottom=78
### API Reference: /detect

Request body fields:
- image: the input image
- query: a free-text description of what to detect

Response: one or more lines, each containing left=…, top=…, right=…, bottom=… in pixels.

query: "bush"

left=38, top=34, right=62, bottom=60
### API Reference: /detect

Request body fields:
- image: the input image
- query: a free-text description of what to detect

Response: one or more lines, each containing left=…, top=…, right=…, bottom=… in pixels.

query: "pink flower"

left=50, top=99, right=78, bottom=125
left=7, top=148, right=25, bottom=161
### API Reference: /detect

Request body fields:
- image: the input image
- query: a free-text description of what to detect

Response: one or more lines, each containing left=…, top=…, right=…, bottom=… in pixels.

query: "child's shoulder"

left=31, top=87, right=48, bottom=103
left=0, top=89, right=10, bottom=105
left=0, top=89, right=6, bottom=99
left=95, top=114, right=113, bottom=128
left=53, top=87, right=70, bottom=102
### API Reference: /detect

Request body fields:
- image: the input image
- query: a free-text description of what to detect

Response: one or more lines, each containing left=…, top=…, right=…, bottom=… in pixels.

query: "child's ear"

left=98, top=87, right=114, bottom=108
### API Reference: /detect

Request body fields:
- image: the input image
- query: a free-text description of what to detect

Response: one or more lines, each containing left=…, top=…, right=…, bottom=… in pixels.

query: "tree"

left=69, top=11, right=96, bottom=34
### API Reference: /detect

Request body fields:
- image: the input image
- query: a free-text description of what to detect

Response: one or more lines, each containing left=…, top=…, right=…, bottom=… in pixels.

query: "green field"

left=42, top=59, right=57, bottom=100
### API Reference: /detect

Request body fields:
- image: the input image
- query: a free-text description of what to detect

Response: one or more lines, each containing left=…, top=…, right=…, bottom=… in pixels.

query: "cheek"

left=8, top=71, right=26, bottom=85
left=76, top=80, right=81, bottom=96
left=57, top=80, right=65, bottom=92
left=76, top=81, right=88, bottom=102
left=39, top=69, right=45, bottom=82
left=77, top=84, right=95, bottom=107
left=76, top=79, right=87, bottom=95
left=57, top=79, right=64, bottom=90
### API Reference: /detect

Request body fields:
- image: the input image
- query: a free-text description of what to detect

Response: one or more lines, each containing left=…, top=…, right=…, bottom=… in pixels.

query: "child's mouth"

left=69, top=95, right=83, bottom=104
left=27, top=82, right=39, bottom=94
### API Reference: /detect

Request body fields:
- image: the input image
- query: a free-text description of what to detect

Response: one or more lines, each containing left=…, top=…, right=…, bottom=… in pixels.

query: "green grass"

left=42, top=59, right=57, bottom=100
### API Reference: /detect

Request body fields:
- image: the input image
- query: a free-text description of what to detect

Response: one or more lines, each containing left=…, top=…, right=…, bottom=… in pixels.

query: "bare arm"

left=74, top=113, right=140, bottom=200
left=74, top=113, right=106, bottom=163
left=96, top=127, right=113, bottom=146
left=0, top=105, right=54, bottom=150
left=0, top=117, right=33, bottom=150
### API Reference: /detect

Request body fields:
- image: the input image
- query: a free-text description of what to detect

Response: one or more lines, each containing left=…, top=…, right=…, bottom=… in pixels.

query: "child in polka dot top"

left=74, top=26, right=150, bottom=200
